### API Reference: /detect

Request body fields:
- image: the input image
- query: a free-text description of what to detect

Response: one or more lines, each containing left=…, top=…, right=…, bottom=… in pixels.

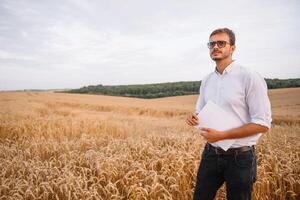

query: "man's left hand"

left=200, top=127, right=226, bottom=143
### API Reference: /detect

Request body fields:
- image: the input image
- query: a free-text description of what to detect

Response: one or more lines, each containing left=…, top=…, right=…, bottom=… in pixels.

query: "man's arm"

left=200, top=123, right=269, bottom=143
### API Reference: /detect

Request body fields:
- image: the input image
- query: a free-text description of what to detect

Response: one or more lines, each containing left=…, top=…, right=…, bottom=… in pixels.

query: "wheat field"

left=0, top=88, right=299, bottom=200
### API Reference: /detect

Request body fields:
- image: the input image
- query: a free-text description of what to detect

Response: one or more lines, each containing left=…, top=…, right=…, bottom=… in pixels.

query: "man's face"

left=209, top=33, right=235, bottom=61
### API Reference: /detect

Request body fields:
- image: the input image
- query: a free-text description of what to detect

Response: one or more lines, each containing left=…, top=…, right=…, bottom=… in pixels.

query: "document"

left=195, top=100, right=244, bottom=151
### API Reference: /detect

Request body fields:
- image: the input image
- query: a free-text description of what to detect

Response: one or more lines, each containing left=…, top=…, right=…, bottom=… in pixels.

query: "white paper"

left=195, top=100, right=244, bottom=151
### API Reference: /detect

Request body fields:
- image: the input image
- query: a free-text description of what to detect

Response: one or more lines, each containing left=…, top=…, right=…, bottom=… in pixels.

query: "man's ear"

left=230, top=45, right=236, bottom=56
left=231, top=45, right=236, bottom=52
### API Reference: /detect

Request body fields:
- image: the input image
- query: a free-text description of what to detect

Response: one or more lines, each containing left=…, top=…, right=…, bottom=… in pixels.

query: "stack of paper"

left=195, top=100, right=244, bottom=151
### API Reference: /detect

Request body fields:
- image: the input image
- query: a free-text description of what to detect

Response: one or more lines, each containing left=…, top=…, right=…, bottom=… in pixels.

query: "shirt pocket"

left=221, top=84, right=245, bottom=108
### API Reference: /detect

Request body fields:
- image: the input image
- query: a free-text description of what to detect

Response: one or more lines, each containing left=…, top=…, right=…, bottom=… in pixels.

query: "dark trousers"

left=193, top=143, right=257, bottom=200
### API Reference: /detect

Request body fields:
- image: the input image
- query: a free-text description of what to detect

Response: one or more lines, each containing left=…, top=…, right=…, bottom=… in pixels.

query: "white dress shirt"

left=195, top=61, right=272, bottom=148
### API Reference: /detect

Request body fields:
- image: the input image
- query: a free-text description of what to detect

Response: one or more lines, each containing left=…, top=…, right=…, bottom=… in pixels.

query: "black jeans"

left=193, top=143, right=257, bottom=200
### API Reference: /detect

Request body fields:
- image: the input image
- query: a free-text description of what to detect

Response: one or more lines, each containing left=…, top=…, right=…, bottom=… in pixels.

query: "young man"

left=186, top=28, right=272, bottom=200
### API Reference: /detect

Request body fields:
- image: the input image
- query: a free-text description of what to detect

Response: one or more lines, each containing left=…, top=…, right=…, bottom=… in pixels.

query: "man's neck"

left=215, top=58, right=233, bottom=74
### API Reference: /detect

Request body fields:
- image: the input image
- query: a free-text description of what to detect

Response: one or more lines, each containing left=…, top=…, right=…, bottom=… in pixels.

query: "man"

left=186, top=28, right=272, bottom=200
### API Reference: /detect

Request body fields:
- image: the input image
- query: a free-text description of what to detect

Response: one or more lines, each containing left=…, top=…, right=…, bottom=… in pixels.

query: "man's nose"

left=212, top=43, right=219, bottom=49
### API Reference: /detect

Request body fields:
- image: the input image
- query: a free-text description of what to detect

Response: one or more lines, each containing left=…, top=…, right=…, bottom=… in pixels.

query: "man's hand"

left=200, top=127, right=225, bottom=143
left=186, top=113, right=199, bottom=126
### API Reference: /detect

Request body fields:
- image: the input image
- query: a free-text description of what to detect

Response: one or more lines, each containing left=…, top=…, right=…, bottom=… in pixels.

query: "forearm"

left=222, top=123, right=269, bottom=140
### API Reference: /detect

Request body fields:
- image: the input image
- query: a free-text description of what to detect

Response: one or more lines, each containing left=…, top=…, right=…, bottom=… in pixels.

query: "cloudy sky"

left=0, top=0, right=299, bottom=90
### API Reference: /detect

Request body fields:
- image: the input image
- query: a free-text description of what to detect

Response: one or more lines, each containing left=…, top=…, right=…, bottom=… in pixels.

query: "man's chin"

left=212, top=57, right=222, bottom=61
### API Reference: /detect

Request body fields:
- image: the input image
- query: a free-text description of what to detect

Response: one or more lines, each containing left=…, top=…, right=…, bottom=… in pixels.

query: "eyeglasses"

left=207, top=40, right=230, bottom=49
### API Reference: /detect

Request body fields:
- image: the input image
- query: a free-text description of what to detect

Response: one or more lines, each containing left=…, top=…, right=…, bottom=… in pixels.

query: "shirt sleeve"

left=195, top=79, right=206, bottom=115
left=245, top=71, right=272, bottom=129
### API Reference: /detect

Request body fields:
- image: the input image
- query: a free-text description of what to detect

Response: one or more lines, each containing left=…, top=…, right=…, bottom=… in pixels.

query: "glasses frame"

left=207, top=40, right=231, bottom=49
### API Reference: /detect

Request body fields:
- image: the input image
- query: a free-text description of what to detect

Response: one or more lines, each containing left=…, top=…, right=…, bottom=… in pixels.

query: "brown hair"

left=209, top=28, right=235, bottom=45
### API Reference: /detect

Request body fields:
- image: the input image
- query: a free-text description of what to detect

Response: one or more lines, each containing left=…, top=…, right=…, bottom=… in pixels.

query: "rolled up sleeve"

left=245, top=72, right=272, bottom=129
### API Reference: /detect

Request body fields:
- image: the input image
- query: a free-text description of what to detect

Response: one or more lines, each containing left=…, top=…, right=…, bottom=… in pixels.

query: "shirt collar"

left=215, top=60, right=236, bottom=75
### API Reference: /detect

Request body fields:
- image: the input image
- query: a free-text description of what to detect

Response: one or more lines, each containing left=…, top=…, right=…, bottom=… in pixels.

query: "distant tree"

left=62, top=79, right=299, bottom=98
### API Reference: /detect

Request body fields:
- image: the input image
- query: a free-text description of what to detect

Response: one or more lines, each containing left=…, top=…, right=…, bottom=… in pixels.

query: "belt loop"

left=214, top=146, right=218, bottom=154
left=235, top=149, right=238, bottom=156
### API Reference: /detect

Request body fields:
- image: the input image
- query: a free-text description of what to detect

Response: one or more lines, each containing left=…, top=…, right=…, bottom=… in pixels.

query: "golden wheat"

left=0, top=89, right=299, bottom=200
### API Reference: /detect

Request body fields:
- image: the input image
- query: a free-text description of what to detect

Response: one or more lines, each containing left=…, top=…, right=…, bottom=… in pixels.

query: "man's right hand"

left=186, top=113, right=199, bottom=126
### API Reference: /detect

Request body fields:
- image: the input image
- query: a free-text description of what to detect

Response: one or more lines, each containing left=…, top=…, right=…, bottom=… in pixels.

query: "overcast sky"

left=0, top=0, right=299, bottom=90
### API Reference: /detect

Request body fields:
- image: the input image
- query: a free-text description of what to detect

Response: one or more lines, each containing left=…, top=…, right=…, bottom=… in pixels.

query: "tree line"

left=64, top=78, right=300, bottom=99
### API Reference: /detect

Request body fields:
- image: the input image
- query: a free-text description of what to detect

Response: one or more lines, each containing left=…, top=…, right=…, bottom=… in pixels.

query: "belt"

left=207, top=143, right=253, bottom=155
